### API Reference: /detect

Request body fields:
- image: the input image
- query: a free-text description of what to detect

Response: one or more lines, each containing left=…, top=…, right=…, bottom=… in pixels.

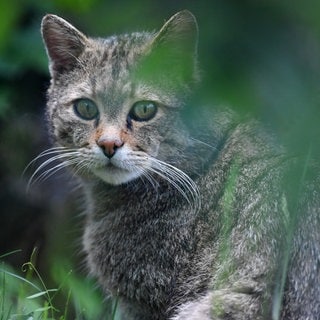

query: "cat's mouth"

left=105, top=162, right=118, bottom=169
left=92, top=160, right=141, bottom=185
left=98, top=160, right=128, bottom=173
left=104, top=162, right=130, bottom=173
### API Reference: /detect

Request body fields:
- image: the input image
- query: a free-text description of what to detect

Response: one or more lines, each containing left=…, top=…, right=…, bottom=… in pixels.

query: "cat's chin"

left=92, top=166, right=142, bottom=185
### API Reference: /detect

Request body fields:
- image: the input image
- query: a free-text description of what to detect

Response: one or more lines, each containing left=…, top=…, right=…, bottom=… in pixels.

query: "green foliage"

left=1, top=0, right=320, bottom=318
left=0, top=250, right=58, bottom=320
left=51, top=259, right=118, bottom=320
left=0, top=250, right=117, bottom=320
left=0, top=2, right=22, bottom=52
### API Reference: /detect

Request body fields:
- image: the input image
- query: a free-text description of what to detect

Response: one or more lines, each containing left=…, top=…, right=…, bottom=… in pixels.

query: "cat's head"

left=41, top=11, right=199, bottom=185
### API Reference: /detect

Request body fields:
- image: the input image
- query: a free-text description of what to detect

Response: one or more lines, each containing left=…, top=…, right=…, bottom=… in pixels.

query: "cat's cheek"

left=54, top=126, right=74, bottom=146
left=145, top=142, right=160, bottom=157
left=131, top=130, right=161, bottom=157
left=55, top=120, right=93, bottom=148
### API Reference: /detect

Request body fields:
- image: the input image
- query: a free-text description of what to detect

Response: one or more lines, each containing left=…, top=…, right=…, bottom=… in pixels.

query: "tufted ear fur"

left=41, top=14, right=88, bottom=77
left=137, top=10, right=199, bottom=88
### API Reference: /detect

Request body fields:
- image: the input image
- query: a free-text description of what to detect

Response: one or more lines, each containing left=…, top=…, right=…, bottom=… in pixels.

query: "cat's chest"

left=83, top=183, right=200, bottom=300
left=86, top=185, right=189, bottom=246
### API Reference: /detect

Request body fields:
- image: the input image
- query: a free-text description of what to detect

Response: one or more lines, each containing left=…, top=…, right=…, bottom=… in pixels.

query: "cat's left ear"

left=153, top=10, right=198, bottom=58
left=41, top=14, right=88, bottom=77
left=143, top=10, right=199, bottom=86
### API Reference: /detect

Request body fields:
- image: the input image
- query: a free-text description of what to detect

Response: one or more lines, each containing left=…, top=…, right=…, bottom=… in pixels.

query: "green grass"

left=0, top=250, right=119, bottom=320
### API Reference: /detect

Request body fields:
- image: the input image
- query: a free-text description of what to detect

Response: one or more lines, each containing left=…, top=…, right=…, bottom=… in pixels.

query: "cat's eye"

left=73, top=98, right=99, bottom=120
left=129, top=101, right=158, bottom=122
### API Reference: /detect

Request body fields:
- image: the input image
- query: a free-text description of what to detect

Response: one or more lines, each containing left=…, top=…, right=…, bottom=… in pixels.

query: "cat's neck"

left=84, top=177, right=190, bottom=215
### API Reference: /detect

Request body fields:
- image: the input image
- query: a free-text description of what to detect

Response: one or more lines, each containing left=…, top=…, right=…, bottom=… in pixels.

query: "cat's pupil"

left=129, top=101, right=157, bottom=122
left=74, top=98, right=99, bottom=120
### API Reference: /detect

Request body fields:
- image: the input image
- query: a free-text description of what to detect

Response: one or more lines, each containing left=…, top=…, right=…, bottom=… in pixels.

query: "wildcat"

left=39, top=10, right=320, bottom=319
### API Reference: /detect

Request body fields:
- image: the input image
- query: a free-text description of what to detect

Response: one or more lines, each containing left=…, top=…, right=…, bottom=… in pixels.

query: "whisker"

left=148, top=166, right=190, bottom=203
left=72, top=158, right=93, bottom=177
left=28, top=152, right=80, bottom=182
left=124, top=154, right=160, bottom=195
left=26, top=147, right=82, bottom=191
left=154, top=159, right=200, bottom=198
left=140, top=167, right=160, bottom=192
left=127, top=153, right=200, bottom=212
left=23, top=147, right=79, bottom=177
left=189, top=137, right=217, bottom=151
left=147, top=157, right=201, bottom=213
left=30, top=158, right=80, bottom=187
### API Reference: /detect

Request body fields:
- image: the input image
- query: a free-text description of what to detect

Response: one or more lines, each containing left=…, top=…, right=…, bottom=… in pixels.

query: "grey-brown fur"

left=40, top=11, right=320, bottom=319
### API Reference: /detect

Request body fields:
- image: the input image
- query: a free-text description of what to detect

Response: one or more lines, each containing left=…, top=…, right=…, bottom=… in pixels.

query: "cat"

left=39, top=10, right=320, bottom=319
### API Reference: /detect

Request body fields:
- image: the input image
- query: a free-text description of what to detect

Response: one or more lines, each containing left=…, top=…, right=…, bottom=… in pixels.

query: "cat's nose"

left=97, top=138, right=124, bottom=159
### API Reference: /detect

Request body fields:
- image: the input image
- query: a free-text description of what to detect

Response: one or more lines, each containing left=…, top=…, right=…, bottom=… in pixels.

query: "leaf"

left=0, top=250, right=22, bottom=259
left=27, top=289, right=58, bottom=300
left=0, top=269, right=41, bottom=291
left=34, top=306, right=52, bottom=312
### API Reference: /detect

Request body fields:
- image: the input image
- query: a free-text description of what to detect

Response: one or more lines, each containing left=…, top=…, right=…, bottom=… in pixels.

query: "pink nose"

left=97, top=138, right=124, bottom=158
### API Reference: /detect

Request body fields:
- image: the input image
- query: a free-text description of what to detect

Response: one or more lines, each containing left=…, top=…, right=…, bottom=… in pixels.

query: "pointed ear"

left=152, top=10, right=198, bottom=59
left=41, top=14, right=88, bottom=77
left=137, top=10, right=199, bottom=87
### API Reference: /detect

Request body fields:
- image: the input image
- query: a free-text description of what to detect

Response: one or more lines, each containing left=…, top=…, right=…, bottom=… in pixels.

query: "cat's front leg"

left=171, top=281, right=267, bottom=320
left=170, top=291, right=213, bottom=320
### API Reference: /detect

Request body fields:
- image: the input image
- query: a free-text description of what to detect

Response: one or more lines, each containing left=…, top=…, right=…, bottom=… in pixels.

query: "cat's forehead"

left=100, top=32, right=152, bottom=53
left=74, top=32, right=152, bottom=97
left=86, top=32, right=153, bottom=77
left=66, top=33, right=158, bottom=111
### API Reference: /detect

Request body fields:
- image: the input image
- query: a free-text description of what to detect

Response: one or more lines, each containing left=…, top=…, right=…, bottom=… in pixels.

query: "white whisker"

left=25, top=146, right=83, bottom=191
left=30, top=159, right=79, bottom=187
left=190, top=137, right=217, bottom=151
left=143, top=156, right=201, bottom=213
left=140, top=167, right=160, bottom=191
left=26, top=145, right=201, bottom=215
left=23, top=147, right=79, bottom=176
left=73, top=158, right=93, bottom=177
left=127, top=152, right=200, bottom=212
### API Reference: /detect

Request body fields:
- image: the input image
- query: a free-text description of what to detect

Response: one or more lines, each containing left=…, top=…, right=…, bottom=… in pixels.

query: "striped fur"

left=40, top=11, right=320, bottom=320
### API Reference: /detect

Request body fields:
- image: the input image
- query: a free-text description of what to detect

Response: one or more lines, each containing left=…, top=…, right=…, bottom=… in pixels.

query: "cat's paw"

left=170, top=291, right=213, bottom=320
left=171, top=284, right=264, bottom=320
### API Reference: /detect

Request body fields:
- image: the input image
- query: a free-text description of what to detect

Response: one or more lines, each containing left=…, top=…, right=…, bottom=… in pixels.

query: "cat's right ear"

left=41, top=14, right=88, bottom=77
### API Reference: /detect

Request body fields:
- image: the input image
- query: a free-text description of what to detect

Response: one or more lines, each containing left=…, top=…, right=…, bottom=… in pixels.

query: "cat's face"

left=41, top=11, right=198, bottom=185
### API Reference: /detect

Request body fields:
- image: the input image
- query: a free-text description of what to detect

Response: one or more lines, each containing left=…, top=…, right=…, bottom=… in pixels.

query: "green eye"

left=129, top=101, right=158, bottom=122
left=73, top=98, right=99, bottom=120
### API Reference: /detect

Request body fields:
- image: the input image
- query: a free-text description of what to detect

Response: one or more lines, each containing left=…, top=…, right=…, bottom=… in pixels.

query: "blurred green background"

left=0, top=0, right=319, bottom=318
